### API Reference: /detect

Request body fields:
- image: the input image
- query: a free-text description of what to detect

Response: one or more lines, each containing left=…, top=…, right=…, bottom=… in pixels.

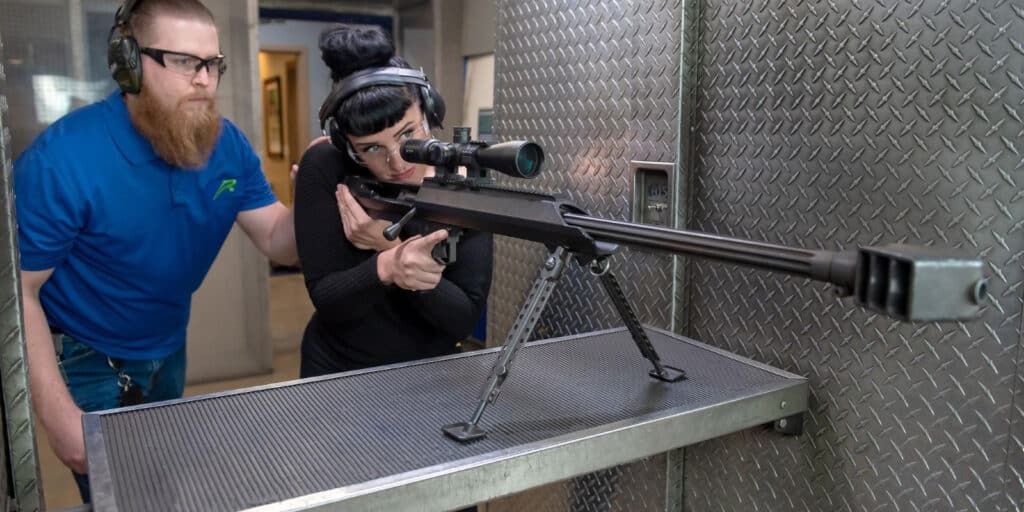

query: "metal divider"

left=0, top=22, right=44, bottom=512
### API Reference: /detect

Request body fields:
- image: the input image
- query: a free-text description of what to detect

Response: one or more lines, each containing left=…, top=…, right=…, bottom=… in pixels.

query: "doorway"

left=258, top=49, right=307, bottom=208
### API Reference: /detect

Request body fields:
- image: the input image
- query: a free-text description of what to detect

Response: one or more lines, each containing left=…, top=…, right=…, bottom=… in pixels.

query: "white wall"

left=461, top=54, right=494, bottom=139
left=431, top=0, right=464, bottom=141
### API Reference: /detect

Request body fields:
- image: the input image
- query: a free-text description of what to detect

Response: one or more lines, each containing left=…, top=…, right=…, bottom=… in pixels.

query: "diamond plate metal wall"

left=683, top=1, right=1024, bottom=511
left=484, top=456, right=668, bottom=512
left=489, top=0, right=683, bottom=510
left=1012, top=359, right=1023, bottom=510
left=0, top=23, right=43, bottom=512
left=490, top=0, right=681, bottom=344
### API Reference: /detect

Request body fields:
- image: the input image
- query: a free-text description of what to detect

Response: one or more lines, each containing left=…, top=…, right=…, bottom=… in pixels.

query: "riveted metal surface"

left=683, top=1, right=1024, bottom=511
left=0, top=23, right=43, bottom=512
left=490, top=0, right=684, bottom=510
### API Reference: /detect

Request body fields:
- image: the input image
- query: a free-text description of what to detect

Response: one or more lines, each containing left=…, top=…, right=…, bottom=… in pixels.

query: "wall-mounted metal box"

left=630, top=161, right=674, bottom=227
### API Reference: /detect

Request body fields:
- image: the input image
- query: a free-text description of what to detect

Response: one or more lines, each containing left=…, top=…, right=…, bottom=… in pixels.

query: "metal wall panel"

left=1011, top=361, right=1023, bottom=510
left=485, top=456, right=668, bottom=512
left=490, top=0, right=681, bottom=345
left=0, top=22, right=43, bottom=512
left=490, top=0, right=682, bottom=510
left=684, top=1, right=1024, bottom=511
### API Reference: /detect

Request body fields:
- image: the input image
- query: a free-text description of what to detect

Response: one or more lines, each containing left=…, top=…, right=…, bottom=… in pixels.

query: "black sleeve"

left=398, top=228, right=493, bottom=341
left=294, top=143, right=389, bottom=322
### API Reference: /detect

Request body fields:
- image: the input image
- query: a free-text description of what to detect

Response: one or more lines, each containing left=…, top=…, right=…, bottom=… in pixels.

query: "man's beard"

left=128, top=88, right=222, bottom=169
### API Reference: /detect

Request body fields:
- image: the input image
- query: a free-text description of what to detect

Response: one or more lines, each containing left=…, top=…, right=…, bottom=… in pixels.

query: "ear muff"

left=318, top=67, right=446, bottom=155
left=421, top=85, right=445, bottom=129
left=108, top=0, right=143, bottom=94
left=325, top=117, right=350, bottom=158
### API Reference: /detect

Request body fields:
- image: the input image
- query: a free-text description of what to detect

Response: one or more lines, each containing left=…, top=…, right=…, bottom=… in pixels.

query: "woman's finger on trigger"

left=407, top=234, right=437, bottom=253
left=410, top=230, right=447, bottom=250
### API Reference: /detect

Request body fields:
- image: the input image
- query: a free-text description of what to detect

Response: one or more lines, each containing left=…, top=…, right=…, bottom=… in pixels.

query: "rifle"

left=345, top=127, right=986, bottom=442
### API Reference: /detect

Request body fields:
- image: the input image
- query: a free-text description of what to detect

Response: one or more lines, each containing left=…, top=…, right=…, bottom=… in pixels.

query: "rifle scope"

left=400, top=138, right=544, bottom=179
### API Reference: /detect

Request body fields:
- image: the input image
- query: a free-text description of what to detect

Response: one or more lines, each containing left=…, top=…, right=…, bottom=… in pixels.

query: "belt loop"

left=49, top=326, right=65, bottom=358
left=51, top=333, right=63, bottom=358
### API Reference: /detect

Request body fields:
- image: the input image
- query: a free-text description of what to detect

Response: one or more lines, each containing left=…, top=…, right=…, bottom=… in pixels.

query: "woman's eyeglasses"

left=350, top=121, right=429, bottom=166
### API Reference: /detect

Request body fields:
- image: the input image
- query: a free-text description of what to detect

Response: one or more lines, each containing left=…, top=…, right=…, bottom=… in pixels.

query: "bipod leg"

left=590, top=257, right=686, bottom=383
left=443, top=247, right=572, bottom=442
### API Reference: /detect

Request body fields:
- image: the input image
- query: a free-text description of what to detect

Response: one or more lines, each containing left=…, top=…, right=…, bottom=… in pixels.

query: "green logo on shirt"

left=213, top=179, right=237, bottom=200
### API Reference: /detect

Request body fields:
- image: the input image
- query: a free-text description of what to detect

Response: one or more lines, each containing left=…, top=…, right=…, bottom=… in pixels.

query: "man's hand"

left=47, top=407, right=87, bottom=474
left=377, top=230, right=448, bottom=290
left=290, top=135, right=332, bottom=181
left=21, top=268, right=88, bottom=474
left=337, top=184, right=400, bottom=252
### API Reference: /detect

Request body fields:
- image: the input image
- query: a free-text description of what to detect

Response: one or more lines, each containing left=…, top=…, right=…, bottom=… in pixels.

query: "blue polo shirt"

left=15, top=92, right=277, bottom=359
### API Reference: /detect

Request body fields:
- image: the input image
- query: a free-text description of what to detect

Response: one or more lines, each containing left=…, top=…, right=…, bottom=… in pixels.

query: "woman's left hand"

left=336, top=184, right=400, bottom=252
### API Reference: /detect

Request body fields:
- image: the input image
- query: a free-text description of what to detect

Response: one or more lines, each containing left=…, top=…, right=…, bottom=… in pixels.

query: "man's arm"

left=236, top=202, right=299, bottom=266
left=21, top=269, right=87, bottom=474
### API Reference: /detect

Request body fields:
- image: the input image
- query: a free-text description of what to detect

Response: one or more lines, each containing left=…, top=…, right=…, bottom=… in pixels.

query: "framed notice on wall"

left=263, top=77, right=284, bottom=158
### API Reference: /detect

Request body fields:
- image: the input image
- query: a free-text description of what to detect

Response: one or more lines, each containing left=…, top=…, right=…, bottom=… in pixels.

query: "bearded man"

left=13, top=0, right=305, bottom=503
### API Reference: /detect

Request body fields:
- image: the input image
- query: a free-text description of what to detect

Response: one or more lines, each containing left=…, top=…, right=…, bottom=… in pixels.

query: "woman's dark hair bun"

left=318, top=25, right=394, bottom=80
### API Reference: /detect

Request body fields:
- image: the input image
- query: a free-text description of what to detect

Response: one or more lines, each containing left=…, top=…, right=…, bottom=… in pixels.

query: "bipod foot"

left=650, top=365, right=687, bottom=382
left=442, top=422, right=488, bottom=442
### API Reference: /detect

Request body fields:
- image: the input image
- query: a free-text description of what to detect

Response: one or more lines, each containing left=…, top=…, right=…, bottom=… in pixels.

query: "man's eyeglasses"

left=140, top=48, right=227, bottom=79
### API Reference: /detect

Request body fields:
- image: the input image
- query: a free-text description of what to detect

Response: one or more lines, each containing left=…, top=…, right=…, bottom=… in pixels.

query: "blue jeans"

left=56, top=335, right=186, bottom=504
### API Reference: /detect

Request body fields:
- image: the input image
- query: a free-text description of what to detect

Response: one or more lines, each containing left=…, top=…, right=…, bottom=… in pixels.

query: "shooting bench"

left=84, top=327, right=806, bottom=511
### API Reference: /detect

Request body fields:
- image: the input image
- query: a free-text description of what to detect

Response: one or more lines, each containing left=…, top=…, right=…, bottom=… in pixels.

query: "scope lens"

left=516, top=143, right=543, bottom=178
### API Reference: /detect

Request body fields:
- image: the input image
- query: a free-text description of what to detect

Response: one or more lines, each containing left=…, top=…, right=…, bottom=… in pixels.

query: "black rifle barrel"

left=346, top=175, right=983, bottom=320
left=563, top=213, right=859, bottom=290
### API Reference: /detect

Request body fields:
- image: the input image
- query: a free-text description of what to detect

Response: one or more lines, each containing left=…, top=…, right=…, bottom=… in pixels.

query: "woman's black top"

left=294, top=143, right=493, bottom=377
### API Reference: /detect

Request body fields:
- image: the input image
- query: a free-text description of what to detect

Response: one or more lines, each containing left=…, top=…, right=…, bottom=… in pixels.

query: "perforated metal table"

left=84, top=327, right=808, bottom=512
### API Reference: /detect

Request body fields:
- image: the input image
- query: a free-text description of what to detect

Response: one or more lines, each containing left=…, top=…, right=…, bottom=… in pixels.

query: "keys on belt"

left=107, top=357, right=144, bottom=407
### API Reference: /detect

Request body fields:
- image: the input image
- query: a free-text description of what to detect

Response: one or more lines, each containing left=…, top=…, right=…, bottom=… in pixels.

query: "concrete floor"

left=41, top=273, right=312, bottom=510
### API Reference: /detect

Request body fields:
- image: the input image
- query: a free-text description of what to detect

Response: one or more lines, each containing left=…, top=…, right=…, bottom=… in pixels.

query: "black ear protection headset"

left=317, top=66, right=446, bottom=158
left=108, top=0, right=144, bottom=94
